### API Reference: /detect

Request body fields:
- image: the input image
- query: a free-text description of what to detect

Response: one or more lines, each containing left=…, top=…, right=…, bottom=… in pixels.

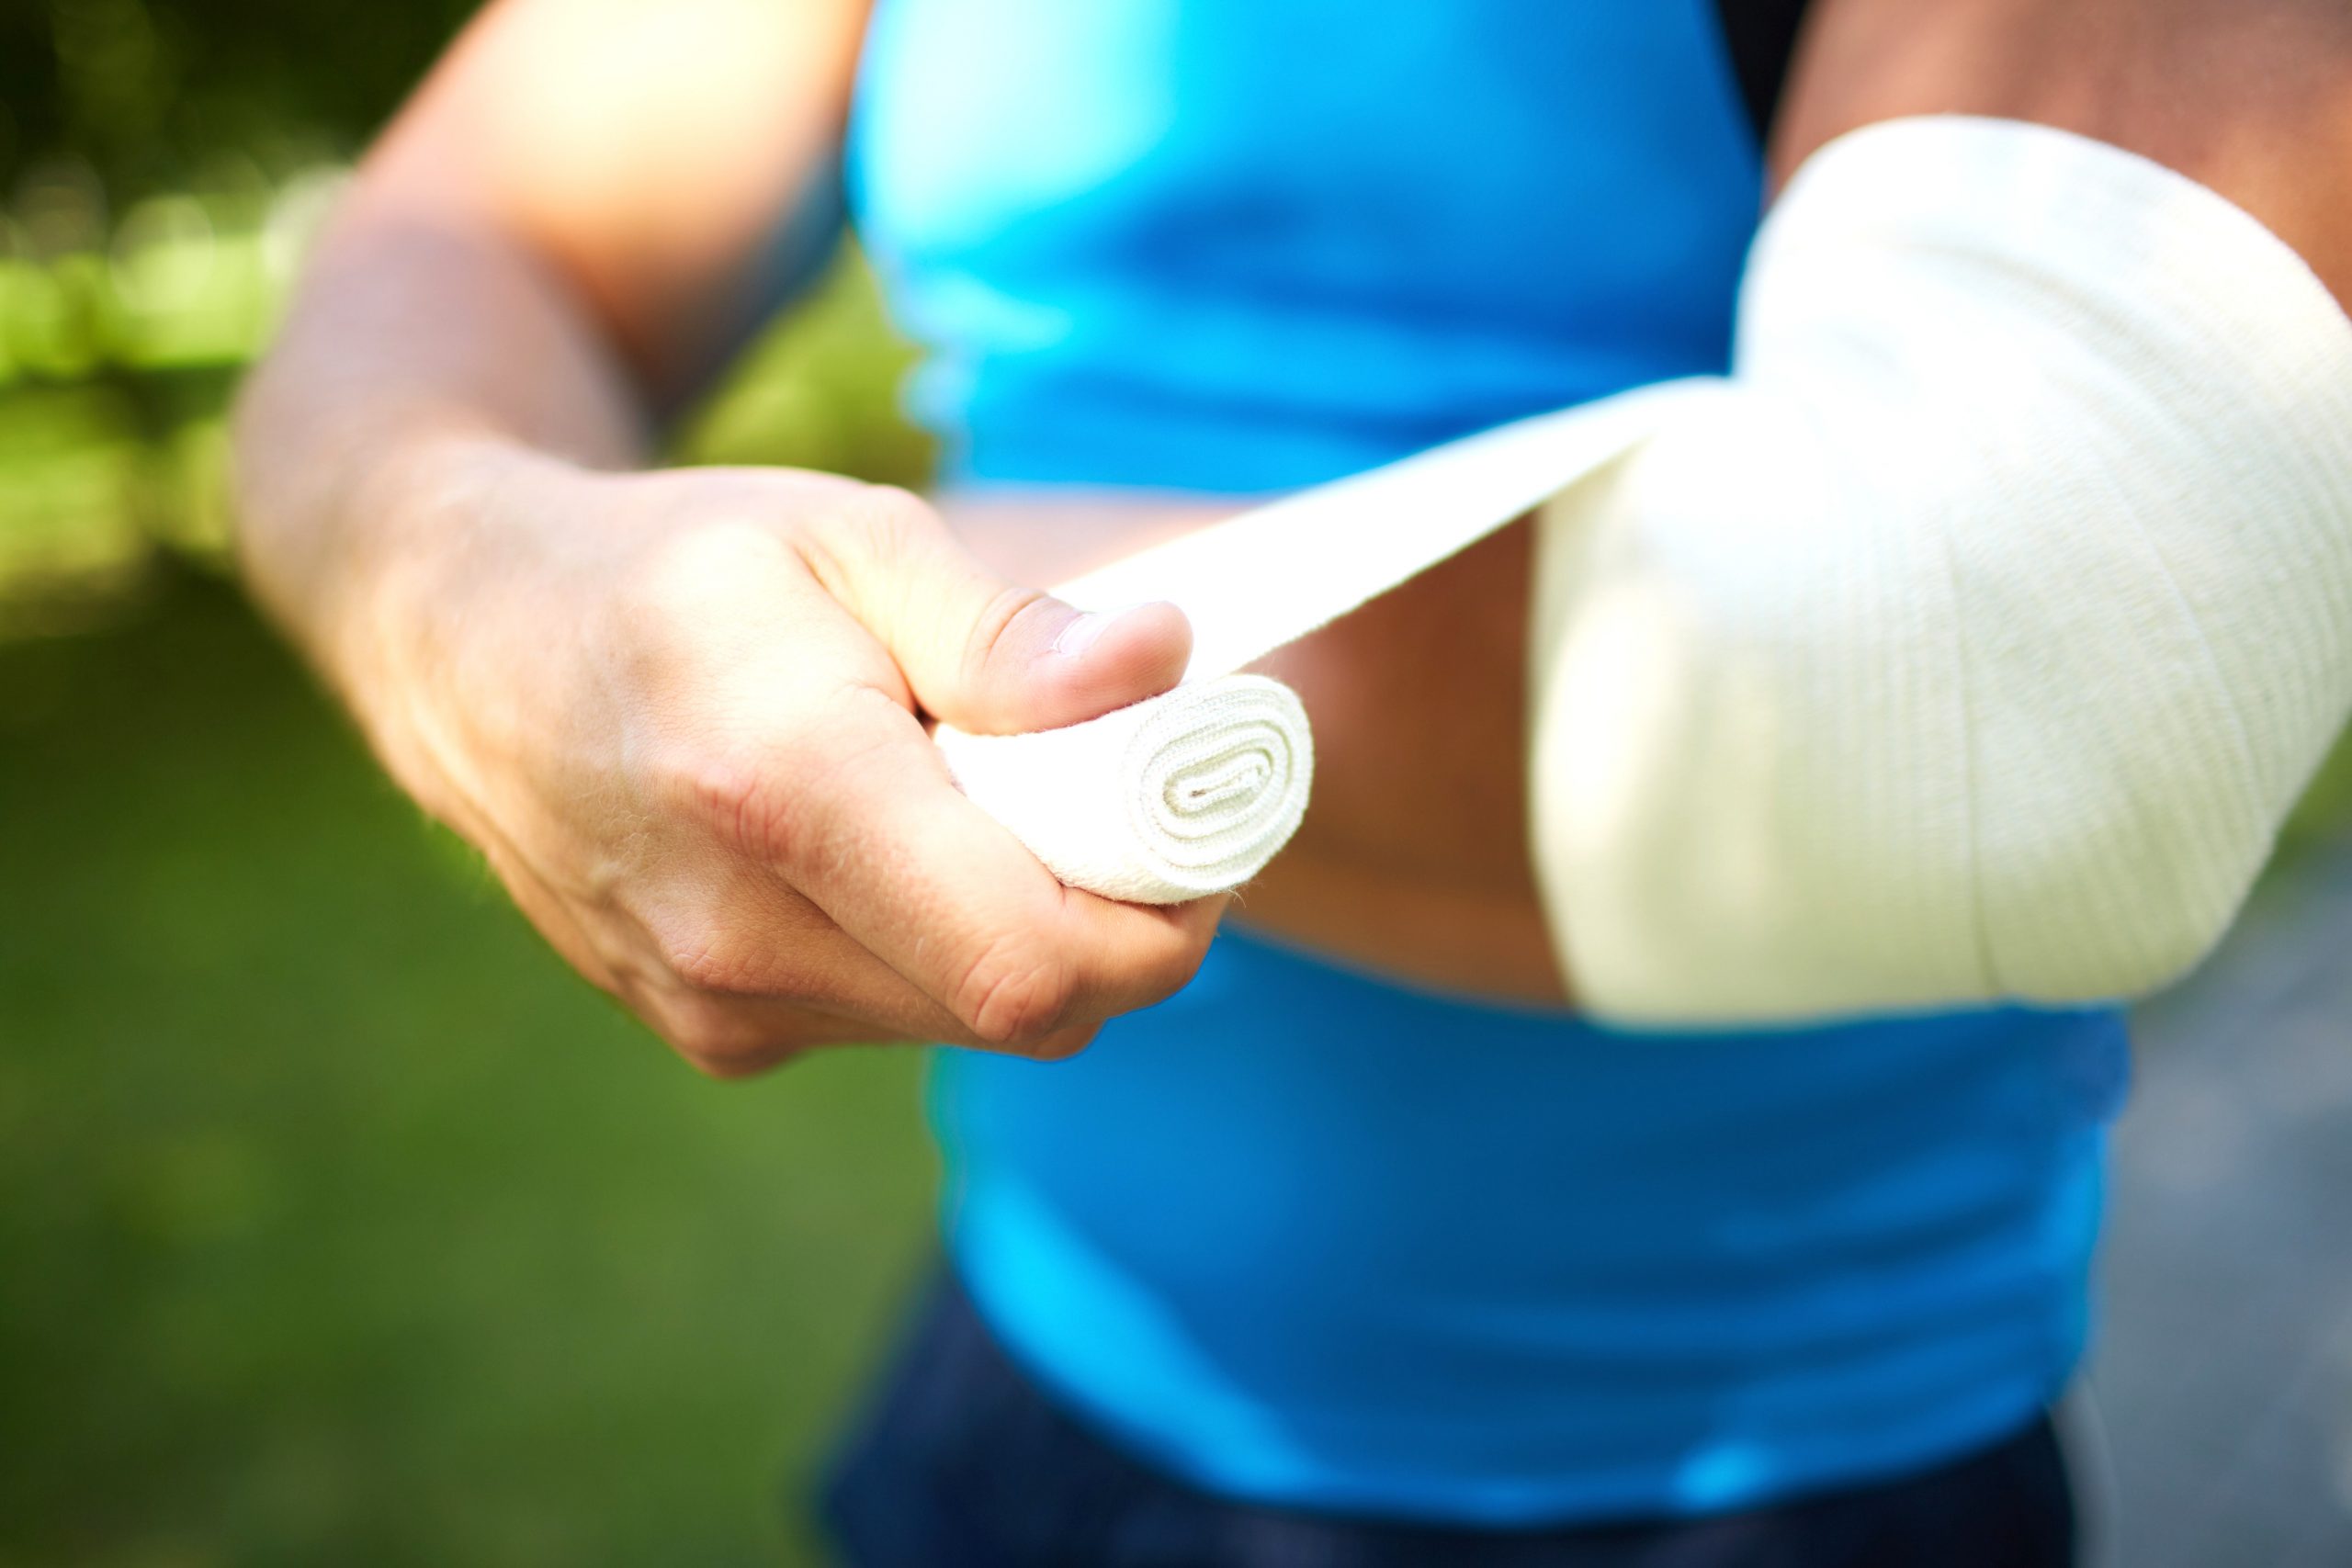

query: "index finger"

left=759, top=687, right=1225, bottom=1049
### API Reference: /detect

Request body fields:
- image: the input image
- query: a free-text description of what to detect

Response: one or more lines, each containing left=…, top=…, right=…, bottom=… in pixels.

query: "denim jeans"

left=820, top=1273, right=2075, bottom=1568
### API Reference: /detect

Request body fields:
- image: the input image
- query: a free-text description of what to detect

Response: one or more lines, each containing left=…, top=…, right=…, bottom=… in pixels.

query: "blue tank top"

left=849, top=0, right=2131, bottom=1524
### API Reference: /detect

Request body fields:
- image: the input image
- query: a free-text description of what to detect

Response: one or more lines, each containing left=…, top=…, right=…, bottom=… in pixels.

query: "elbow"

left=1972, top=755, right=2273, bottom=1007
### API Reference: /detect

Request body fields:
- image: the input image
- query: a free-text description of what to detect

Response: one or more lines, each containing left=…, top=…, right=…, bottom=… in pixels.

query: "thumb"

left=814, top=485, right=1194, bottom=735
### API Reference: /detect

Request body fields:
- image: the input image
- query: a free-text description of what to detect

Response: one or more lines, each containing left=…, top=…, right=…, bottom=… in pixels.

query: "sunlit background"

left=3, top=3, right=2349, bottom=1563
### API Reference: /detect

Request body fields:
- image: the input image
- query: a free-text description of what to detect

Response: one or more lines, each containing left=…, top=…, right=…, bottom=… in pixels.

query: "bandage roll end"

left=935, top=673, right=1315, bottom=904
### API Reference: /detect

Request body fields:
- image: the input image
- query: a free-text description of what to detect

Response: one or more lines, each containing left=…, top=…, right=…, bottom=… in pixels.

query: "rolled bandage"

left=935, top=674, right=1313, bottom=905
left=1527, top=117, right=2352, bottom=1021
left=933, top=389, right=1678, bottom=903
left=936, top=116, right=2352, bottom=1024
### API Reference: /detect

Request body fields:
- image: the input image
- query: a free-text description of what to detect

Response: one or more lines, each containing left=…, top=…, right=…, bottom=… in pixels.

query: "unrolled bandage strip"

left=932, top=388, right=1679, bottom=903
left=934, top=115, right=2352, bottom=1023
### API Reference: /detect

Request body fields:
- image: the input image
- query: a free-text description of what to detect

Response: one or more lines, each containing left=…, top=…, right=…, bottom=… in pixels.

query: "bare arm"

left=941, top=0, right=2352, bottom=1008
left=241, top=0, right=861, bottom=600
left=1773, top=0, right=2352, bottom=303
left=235, top=0, right=1219, bottom=1075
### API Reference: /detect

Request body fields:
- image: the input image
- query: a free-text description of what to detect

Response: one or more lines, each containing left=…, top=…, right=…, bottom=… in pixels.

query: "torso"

left=847, top=0, right=2127, bottom=1524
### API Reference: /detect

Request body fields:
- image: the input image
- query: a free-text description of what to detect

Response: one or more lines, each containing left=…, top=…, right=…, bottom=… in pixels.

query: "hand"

left=351, top=444, right=1224, bottom=1076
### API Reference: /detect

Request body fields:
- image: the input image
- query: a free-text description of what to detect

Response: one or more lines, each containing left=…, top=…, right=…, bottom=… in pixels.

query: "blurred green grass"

left=0, top=561, right=941, bottom=1566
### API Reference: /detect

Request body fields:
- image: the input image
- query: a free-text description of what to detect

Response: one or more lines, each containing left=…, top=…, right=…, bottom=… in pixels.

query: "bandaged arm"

left=1527, top=115, right=2352, bottom=1023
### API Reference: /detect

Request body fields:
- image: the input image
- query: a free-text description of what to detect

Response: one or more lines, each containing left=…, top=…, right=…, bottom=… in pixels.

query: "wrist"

left=322, top=428, right=593, bottom=822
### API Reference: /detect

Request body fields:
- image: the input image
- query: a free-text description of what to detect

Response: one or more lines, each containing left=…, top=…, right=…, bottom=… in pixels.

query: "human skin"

left=233, top=0, right=1219, bottom=1075
left=931, top=491, right=1562, bottom=1003
left=235, top=0, right=2352, bottom=1073
left=942, top=0, right=2352, bottom=1006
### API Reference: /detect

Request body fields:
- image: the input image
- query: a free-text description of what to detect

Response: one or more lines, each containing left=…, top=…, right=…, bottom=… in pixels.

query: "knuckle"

left=658, top=743, right=808, bottom=867
left=854, top=484, right=942, bottom=545
left=1139, top=927, right=1213, bottom=1007
left=675, top=515, right=794, bottom=575
left=650, top=919, right=759, bottom=998
left=680, top=1039, right=801, bottom=1081
left=797, top=486, right=966, bottom=645
left=953, top=934, right=1083, bottom=1051
left=657, top=998, right=741, bottom=1066
left=807, top=484, right=938, bottom=580
left=627, top=519, right=791, bottom=626
left=1026, top=1022, right=1103, bottom=1062
left=647, top=701, right=907, bottom=884
left=659, top=998, right=802, bottom=1079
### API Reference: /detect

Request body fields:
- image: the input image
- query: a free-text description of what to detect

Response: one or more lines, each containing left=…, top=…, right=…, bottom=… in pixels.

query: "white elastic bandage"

left=1530, top=118, right=2352, bottom=1021
left=936, top=116, right=2352, bottom=1023
left=933, top=674, right=1314, bottom=904
left=931, top=389, right=1679, bottom=903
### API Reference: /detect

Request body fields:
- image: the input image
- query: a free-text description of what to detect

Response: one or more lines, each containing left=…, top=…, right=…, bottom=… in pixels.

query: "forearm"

left=218, top=0, right=1232, bottom=1074
left=233, top=0, right=865, bottom=706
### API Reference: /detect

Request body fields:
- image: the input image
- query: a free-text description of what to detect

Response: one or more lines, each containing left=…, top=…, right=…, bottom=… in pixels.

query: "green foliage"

left=0, top=0, right=933, bottom=635
left=2, top=0, right=475, bottom=201
left=0, top=0, right=474, bottom=623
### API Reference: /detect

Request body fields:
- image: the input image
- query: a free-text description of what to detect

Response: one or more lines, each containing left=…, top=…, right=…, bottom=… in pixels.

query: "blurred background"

left=2, top=2, right=2348, bottom=1563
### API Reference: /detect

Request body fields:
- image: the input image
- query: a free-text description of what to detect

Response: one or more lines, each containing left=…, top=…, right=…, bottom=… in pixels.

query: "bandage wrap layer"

left=932, top=386, right=1679, bottom=906
left=1531, top=118, right=2352, bottom=1021
left=936, top=116, right=2352, bottom=1024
